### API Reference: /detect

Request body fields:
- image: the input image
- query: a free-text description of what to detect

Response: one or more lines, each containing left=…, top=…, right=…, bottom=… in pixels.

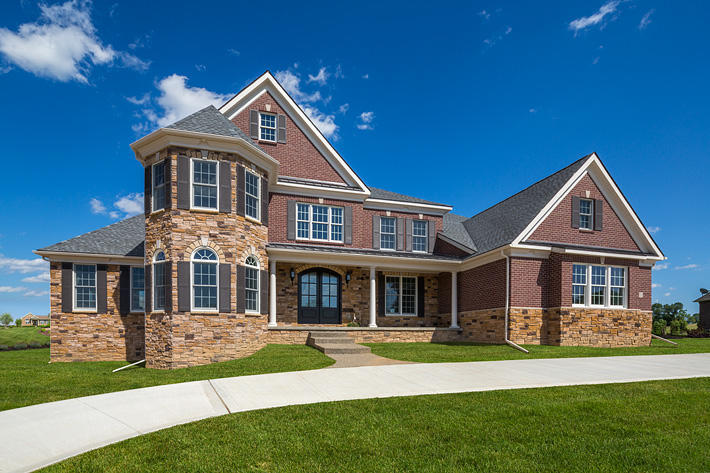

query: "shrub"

left=686, top=328, right=710, bottom=338
left=0, top=345, right=8, bottom=351
left=28, top=342, right=42, bottom=348
left=13, top=343, right=27, bottom=350
left=669, top=319, right=688, bottom=336
left=652, top=319, right=666, bottom=336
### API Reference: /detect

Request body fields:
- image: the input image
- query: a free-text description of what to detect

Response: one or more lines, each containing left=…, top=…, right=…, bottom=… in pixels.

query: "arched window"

left=245, top=255, right=259, bottom=313
left=153, top=251, right=167, bottom=311
left=192, top=248, right=218, bottom=311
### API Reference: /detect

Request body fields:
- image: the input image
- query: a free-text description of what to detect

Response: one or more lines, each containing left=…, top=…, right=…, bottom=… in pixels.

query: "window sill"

left=72, top=309, right=97, bottom=314
left=191, top=310, right=219, bottom=315
left=150, top=208, right=166, bottom=216
left=578, top=228, right=594, bottom=233
left=190, top=207, right=219, bottom=214
left=385, top=314, right=418, bottom=317
left=572, top=305, right=628, bottom=310
left=245, top=215, right=262, bottom=226
left=258, top=140, right=277, bottom=146
left=245, top=311, right=261, bottom=316
left=150, top=310, right=166, bottom=314
left=129, top=311, right=145, bottom=315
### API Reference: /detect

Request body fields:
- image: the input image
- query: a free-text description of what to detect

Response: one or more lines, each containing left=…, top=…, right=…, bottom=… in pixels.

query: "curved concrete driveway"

left=2, top=353, right=710, bottom=473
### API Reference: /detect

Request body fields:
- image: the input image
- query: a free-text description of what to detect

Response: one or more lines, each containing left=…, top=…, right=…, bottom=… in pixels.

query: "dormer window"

left=259, top=113, right=277, bottom=142
left=579, top=198, right=593, bottom=230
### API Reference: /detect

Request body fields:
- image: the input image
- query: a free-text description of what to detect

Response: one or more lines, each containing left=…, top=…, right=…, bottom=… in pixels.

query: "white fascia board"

left=34, top=250, right=144, bottom=265
left=363, top=198, right=453, bottom=215
left=272, top=181, right=369, bottom=202
left=553, top=247, right=664, bottom=262
left=219, top=72, right=369, bottom=193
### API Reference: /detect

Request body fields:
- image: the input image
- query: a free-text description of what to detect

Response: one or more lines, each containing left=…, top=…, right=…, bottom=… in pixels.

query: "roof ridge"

left=37, top=215, right=144, bottom=253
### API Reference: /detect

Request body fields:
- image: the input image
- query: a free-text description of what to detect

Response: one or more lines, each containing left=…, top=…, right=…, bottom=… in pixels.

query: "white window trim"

left=72, top=263, right=97, bottom=313
left=295, top=203, right=344, bottom=243
left=571, top=264, right=627, bottom=309
left=579, top=198, right=593, bottom=230
left=190, top=158, right=219, bottom=212
left=380, top=217, right=396, bottom=251
left=151, top=160, right=166, bottom=214
left=245, top=256, right=260, bottom=314
left=412, top=220, right=428, bottom=253
left=259, top=112, right=277, bottom=142
left=245, top=170, right=261, bottom=223
left=152, top=252, right=167, bottom=313
left=384, top=275, right=418, bottom=316
left=129, top=266, right=145, bottom=314
left=190, top=248, right=219, bottom=313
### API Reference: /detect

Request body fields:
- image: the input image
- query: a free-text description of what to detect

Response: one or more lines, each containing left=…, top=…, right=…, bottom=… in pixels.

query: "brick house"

left=695, top=290, right=710, bottom=331
left=35, top=71, right=665, bottom=369
left=20, top=313, right=50, bottom=327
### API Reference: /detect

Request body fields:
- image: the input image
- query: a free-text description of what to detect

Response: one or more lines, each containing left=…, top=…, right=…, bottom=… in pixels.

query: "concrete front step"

left=307, top=331, right=371, bottom=355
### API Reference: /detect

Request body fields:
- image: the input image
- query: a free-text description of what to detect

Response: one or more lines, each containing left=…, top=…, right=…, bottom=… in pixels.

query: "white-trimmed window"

left=412, top=220, right=428, bottom=252
left=130, top=266, right=145, bottom=312
left=245, top=171, right=260, bottom=221
left=192, top=159, right=218, bottom=210
left=259, top=113, right=277, bottom=142
left=245, top=256, right=259, bottom=313
left=572, top=264, right=626, bottom=308
left=579, top=198, right=593, bottom=230
left=152, top=161, right=166, bottom=212
left=385, top=275, right=417, bottom=316
left=192, top=248, right=218, bottom=311
left=296, top=203, right=344, bottom=242
left=380, top=217, right=396, bottom=250
left=153, top=251, right=167, bottom=311
left=73, top=264, right=96, bottom=311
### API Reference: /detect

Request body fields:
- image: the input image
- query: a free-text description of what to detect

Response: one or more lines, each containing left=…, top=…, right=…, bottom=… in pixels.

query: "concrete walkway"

left=2, top=353, right=710, bottom=473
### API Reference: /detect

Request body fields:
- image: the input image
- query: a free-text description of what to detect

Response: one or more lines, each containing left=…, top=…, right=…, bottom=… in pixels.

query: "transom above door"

left=298, top=269, right=341, bottom=324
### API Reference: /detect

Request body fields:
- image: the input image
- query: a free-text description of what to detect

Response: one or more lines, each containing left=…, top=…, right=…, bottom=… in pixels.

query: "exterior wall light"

left=290, top=268, right=295, bottom=283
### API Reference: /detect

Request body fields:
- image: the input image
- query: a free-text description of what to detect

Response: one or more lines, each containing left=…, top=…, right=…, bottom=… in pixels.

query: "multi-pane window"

left=152, top=161, right=166, bottom=212
left=579, top=198, right=593, bottom=230
left=260, top=113, right=277, bottom=141
left=571, top=264, right=626, bottom=308
left=192, top=160, right=217, bottom=209
left=153, top=251, right=167, bottom=311
left=245, top=256, right=259, bottom=313
left=130, top=267, right=145, bottom=312
left=385, top=276, right=417, bottom=315
left=380, top=217, right=396, bottom=250
left=412, top=220, right=428, bottom=252
left=296, top=203, right=344, bottom=242
left=192, top=248, right=218, bottom=311
left=74, top=264, right=96, bottom=310
left=245, top=171, right=260, bottom=221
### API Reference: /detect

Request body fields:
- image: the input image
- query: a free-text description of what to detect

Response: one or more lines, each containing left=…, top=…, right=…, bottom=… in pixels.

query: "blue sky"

left=0, top=0, right=707, bottom=319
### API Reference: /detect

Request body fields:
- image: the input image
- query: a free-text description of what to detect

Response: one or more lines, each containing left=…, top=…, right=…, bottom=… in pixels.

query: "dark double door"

left=298, top=269, right=341, bottom=324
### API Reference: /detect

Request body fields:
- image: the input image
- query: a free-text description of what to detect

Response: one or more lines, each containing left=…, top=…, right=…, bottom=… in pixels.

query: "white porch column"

left=369, top=266, right=377, bottom=327
left=450, top=271, right=459, bottom=328
left=268, top=260, right=277, bottom=327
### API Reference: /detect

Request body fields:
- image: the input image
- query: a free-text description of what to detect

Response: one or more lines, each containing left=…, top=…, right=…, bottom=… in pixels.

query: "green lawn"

left=0, top=345, right=333, bottom=411
left=0, top=326, right=50, bottom=347
left=43, top=378, right=710, bottom=472
left=365, top=338, right=710, bottom=363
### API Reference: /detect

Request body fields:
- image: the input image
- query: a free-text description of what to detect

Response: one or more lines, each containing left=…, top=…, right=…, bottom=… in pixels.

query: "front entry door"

left=298, top=269, right=341, bottom=324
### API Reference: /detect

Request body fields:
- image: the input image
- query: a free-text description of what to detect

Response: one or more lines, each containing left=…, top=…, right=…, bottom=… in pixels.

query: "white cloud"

left=0, top=0, right=148, bottom=83
left=647, top=226, right=661, bottom=234
left=569, top=1, right=620, bottom=35
left=357, top=111, right=375, bottom=130
left=274, top=69, right=322, bottom=103
left=227, top=48, right=240, bottom=56
left=334, top=64, right=344, bottom=79
left=592, top=56, right=600, bottom=65
left=307, top=67, right=329, bottom=85
left=0, top=286, right=26, bottom=293
left=652, top=283, right=661, bottom=288
left=274, top=69, right=338, bottom=139
left=639, top=9, right=654, bottom=30
left=663, top=292, right=671, bottom=297
left=338, top=103, right=349, bottom=114
left=90, top=197, right=106, bottom=215
left=22, top=272, right=50, bottom=283
left=505, top=26, right=512, bottom=35
left=362, top=73, right=369, bottom=79
left=302, top=105, right=338, bottom=139
left=675, top=264, right=699, bottom=270
left=126, top=93, right=150, bottom=105
left=0, top=256, right=49, bottom=274
left=24, top=290, right=49, bottom=297
left=478, top=10, right=491, bottom=20
left=113, top=193, right=143, bottom=217
left=529, top=108, right=537, bottom=113
left=195, top=64, right=206, bottom=72
left=653, top=262, right=669, bottom=271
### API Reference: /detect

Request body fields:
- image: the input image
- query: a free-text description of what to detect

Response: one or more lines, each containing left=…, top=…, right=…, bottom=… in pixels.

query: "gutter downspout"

left=503, top=251, right=529, bottom=354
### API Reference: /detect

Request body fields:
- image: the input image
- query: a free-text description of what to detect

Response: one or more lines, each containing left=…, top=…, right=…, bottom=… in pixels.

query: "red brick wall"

left=231, top=91, right=346, bottom=184
left=528, top=173, right=640, bottom=251
left=268, top=192, right=443, bottom=249
left=438, top=272, right=452, bottom=314
left=433, top=238, right=471, bottom=257
left=458, top=259, right=507, bottom=311
left=510, top=257, right=550, bottom=307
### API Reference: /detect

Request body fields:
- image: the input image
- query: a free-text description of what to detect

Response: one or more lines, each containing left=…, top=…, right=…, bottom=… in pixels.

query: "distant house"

left=695, top=290, right=710, bottom=331
left=21, top=313, right=50, bottom=327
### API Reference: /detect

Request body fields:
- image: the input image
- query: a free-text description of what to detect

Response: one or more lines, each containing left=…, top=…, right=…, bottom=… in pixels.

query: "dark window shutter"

left=250, top=110, right=259, bottom=139
left=236, top=265, right=245, bottom=313
left=372, top=215, right=381, bottom=249
left=571, top=196, right=581, bottom=229
left=428, top=220, right=436, bottom=254
left=417, top=276, right=425, bottom=317
left=377, top=272, right=385, bottom=317
left=406, top=219, right=413, bottom=252
left=219, top=161, right=231, bottom=213
left=177, top=261, right=190, bottom=312
left=144, top=166, right=152, bottom=215
left=260, top=269, right=268, bottom=314
left=277, top=114, right=287, bottom=143
left=344, top=207, right=353, bottom=244
left=261, top=177, right=269, bottom=225
left=219, top=263, right=231, bottom=313
left=164, top=262, right=172, bottom=312
left=594, top=199, right=603, bottom=231
left=119, top=266, right=130, bottom=315
left=163, top=159, right=171, bottom=210
left=144, top=264, right=152, bottom=313
left=396, top=218, right=404, bottom=251
left=236, top=164, right=245, bottom=217
left=287, top=200, right=296, bottom=240
left=177, top=156, right=190, bottom=210
left=97, top=264, right=107, bottom=313
left=61, top=263, right=72, bottom=313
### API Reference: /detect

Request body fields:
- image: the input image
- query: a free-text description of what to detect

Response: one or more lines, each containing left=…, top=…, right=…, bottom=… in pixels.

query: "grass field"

left=366, top=338, right=710, bottom=363
left=0, top=345, right=333, bottom=411
left=0, top=326, right=49, bottom=347
left=42, top=377, right=710, bottom=472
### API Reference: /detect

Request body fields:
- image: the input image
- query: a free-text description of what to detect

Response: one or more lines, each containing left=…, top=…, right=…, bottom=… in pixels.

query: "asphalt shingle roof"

left=37, top=215, right=144, bottom=257
left=267, top=242, right=460, bottom=260
left=165, top=105, right=263, bottom=152
left=441, top=213, right=476, bottom=252
left=368, top=187, right=449, bottom=207
left=694, top=292, right=710, bottom=303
